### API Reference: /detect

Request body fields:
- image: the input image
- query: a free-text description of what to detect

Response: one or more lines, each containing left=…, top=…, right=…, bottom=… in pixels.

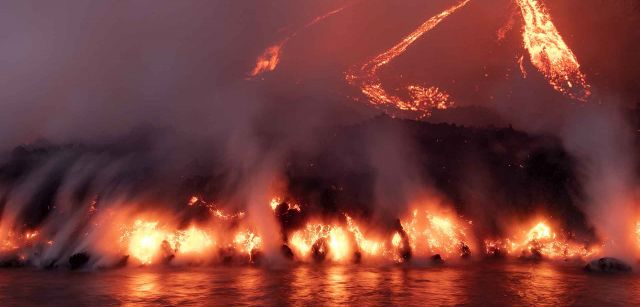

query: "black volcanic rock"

left=431, top=254, right=444, bottom=264
left=584, top=258, right=632, bottom=273
left=69, top=252, right=90, bottom=270
left=281, top=244, right=294, bottom=260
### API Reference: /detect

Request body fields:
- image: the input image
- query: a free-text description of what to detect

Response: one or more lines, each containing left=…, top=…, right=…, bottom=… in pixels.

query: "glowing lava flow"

left=516, top=0, right=591, bottom=101
left=400, top=209, right=472, bottom=258
left=123, top=220, right=168, bottom=265
left=346, top=0, right=470, bottom=119
left=248, top=5, right=350, bottom=78
left=345, top=215, right=382, bottom=256
left=484, top=221, right=597, bottom=259
left=289, top=223, right=351, bottom=262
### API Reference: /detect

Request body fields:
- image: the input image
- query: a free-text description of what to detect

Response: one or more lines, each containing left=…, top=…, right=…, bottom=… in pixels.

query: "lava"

left=484, top=221, right=597, bottom=260
left=399, top=209, right=472, bottom=258
left=233, top=230, right=262, bottom=262
left=516, top=0, right=591, bottom=101
left=345, top=215, right=383, bottom=257
left=289, top=223, right=351, bottom=262
left=122, top=220, right=167, bottom=265
left=168, top=226, right=214, bottom=255
left=346, top=0, right=470, bottom=119
left=248, top=4, right=350, bottom=78
left=270, top=197, right=301, bottom=212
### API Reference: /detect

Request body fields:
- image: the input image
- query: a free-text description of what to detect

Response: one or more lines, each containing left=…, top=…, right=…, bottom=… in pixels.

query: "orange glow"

left=233, top=230, right=262, bottom=261
left=188, top=196, right=199, bottom=206
left=249, top=44, right=283, bottom=77
left=516, top=0, right=591, bottom=101
left=484, top=220, right=597, bottom=259
left=123, top=220, right=167, bottom=265
left=25, top=231, right=39, bottom=240
left=345, top=215, right=382, bottom=256
left=391, top=233, right=402, bottom=247
left=121, top=219, right=217, bottom=264
left=248, top=5, right=348, bottom=78
left=400, top=209, right=472, bottom=258
left=270, top=197, right=302, bottom=212
left=346, top=0, right=470, bottom=119
left=289, top=223, right=351, bottom=262
left=168, top=226, right=214, bottom=255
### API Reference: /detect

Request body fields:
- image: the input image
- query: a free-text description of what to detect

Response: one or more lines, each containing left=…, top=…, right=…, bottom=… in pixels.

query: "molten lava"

left=168, top=226, right=214, bottom=255
left=289, top=223, right=351, bottom=262
left=123, top=220, right=167, bottom=265
left=249, top=45, right=283, bottom=77
left=233, top=230, right=262, bottom=262
left=345, top=215, right=382, bottom=256
left=484, top=221, right=596, bottom=259
left=400, top=209, right=472, bottom=258
left=248, top=5, right=349, bottom=78
left=516, top=0, right=591, bottom=100
left=346, top=0, right=470, bottom=119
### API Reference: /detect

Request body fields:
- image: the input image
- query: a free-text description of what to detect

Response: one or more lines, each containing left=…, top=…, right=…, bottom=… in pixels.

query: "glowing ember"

left=188, top=196, right=199, bottom=206
left=346, top=0, right=470, bottom=119
left=270, top=197, right=302, bottom=212
left=516, top=0, right=591, bottom=101
left=25, top=231, right=38, bottom=240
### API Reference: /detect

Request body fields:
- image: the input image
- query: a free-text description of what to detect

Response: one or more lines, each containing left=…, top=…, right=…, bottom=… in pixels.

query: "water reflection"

left=0, top=263, right=638, bottom=305
left=125, top=271, right=162, bottom=305
left=325, top=265, right=351, bottom=304
left=516, top=263, right=571, bottom=306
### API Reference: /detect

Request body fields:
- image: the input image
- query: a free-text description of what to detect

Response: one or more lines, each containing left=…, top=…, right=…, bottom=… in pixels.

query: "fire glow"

left=0, top=195, right=630, bottom=269
left=484, top=221, right=598, bottom=260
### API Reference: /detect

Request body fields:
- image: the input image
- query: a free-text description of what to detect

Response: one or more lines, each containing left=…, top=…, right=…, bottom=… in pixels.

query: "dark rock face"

left=281, top=244, right=294, bottom=260
left=69, top=252, right=90, bottom=270
left=0, top=256, right=25, bottom=268
left=584, top=258, right=632, bottom=273
left=393, top=219, right=412, bottom=262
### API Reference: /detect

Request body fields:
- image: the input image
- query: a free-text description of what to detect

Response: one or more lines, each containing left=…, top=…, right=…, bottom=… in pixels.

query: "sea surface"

left=0, top=261, right=638, bottom=306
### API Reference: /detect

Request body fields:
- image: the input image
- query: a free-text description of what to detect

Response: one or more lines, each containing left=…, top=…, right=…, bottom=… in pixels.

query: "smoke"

left=559, top=105, right=638, bottom=259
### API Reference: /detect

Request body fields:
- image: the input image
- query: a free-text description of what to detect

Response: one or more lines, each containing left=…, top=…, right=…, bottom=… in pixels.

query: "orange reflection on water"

left=507, top=263, right=571, bottom=306
left=325, top=266, right=351, bottom=305
left=124, top=271, right=161, bottom=305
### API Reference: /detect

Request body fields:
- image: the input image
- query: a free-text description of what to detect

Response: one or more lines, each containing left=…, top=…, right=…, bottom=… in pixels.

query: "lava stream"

left=516, top=0, right=591, bottom=101
left=248, top=4, right=350, bottom=78
left=346, top=0, right=470, bottom=119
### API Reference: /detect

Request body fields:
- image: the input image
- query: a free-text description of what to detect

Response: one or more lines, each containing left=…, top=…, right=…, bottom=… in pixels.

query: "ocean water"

left=0, top=261, right=638, bottom=306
